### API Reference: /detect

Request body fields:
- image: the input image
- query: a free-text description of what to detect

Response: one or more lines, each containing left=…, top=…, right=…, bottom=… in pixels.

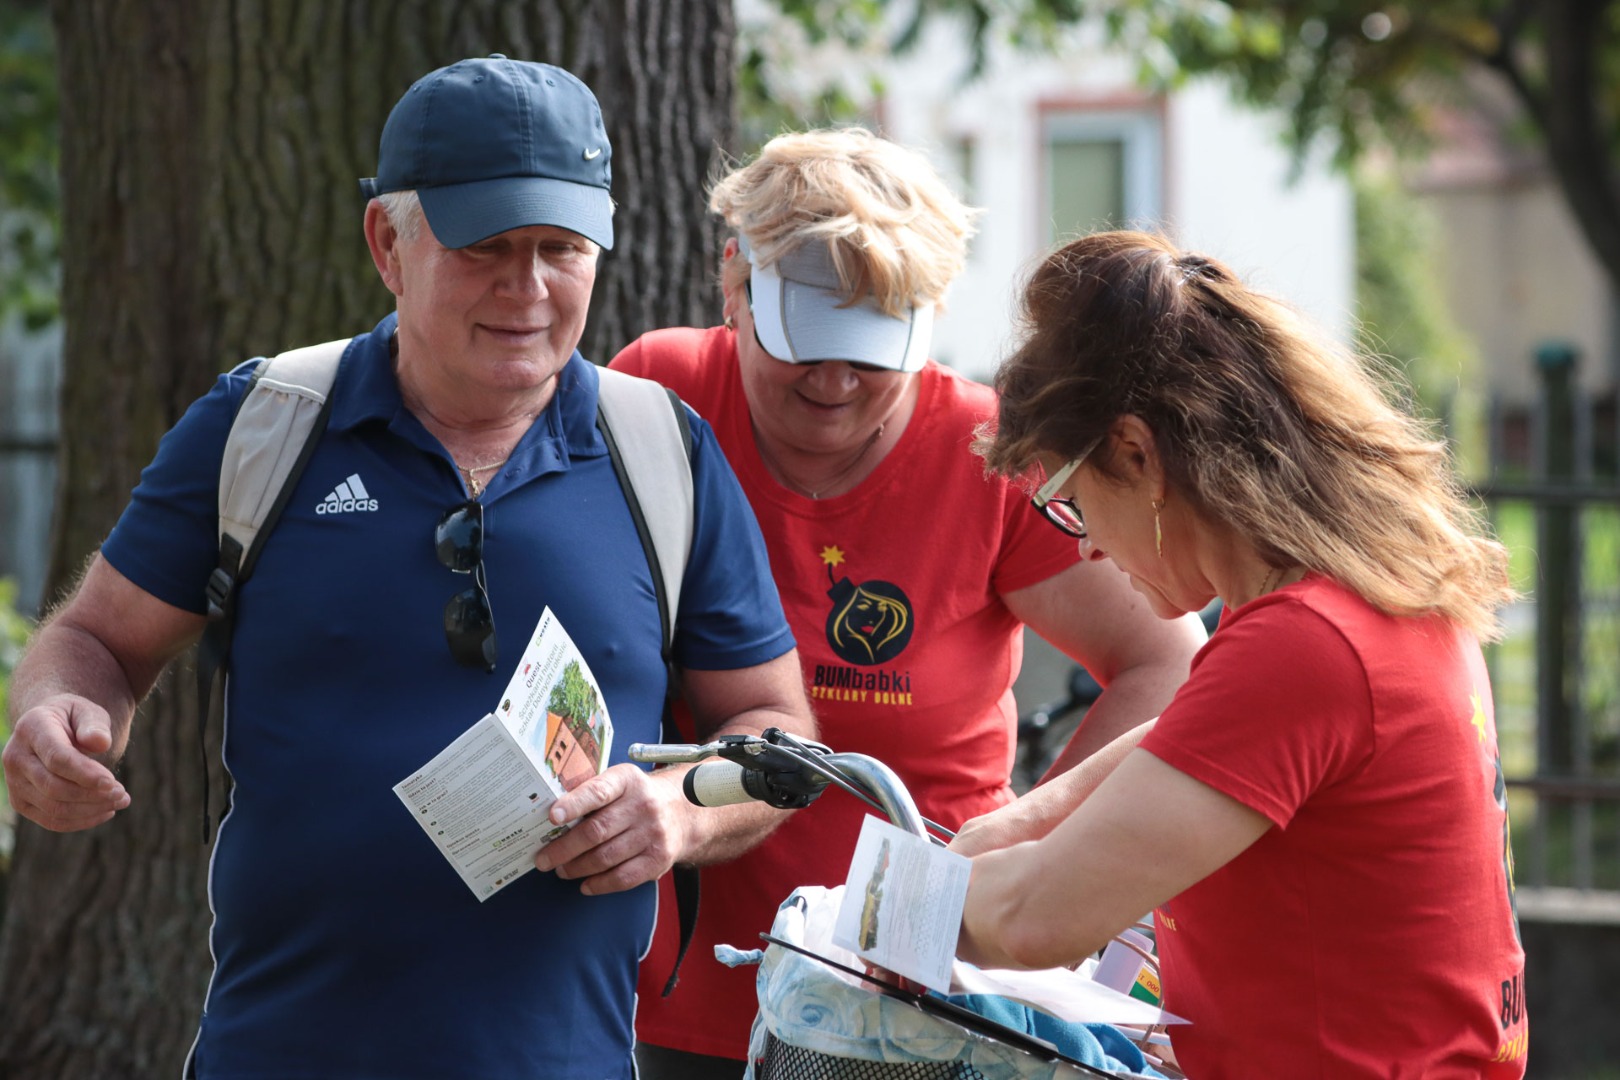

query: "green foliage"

left=1351, top=166, right=1482, bottom=423
left=0, top=577, right=34, bottom=741
left=768, top=0, right=888, bottom=46
left=546, top=660, right=599, bottom=728
left=859, top=2, right=1579, bottom=169
left=738, top=47, right=879, bottom=152
left=0, top=577, right=38, bottom=870
left=1093, top=1, right=1469, bottom=166
left=737, top=2, right=887, bottom=151
left=763, top=0, right=1086, bottom=83
left=0, top=0, right=58, bottom=328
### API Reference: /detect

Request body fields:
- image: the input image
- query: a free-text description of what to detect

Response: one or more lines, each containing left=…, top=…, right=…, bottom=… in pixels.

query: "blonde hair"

left=979, top=231, right=1514, bottom=640
left=709, top=127, right=978, bottom=317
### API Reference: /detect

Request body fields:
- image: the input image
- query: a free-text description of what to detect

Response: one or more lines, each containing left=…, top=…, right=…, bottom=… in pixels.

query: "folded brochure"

left=394, top=607, right=614, bottom=900
left=835, top=816, right=1185, bottom=1027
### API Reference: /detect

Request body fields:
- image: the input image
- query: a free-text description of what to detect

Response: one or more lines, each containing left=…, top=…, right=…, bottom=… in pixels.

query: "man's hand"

left=3, top=694, right=131, bottom=831
left=530, top=651, right=816, bottom=895
left=3, top=556, right=207, bottom=833
left=532, top=763, right=691, bottom=895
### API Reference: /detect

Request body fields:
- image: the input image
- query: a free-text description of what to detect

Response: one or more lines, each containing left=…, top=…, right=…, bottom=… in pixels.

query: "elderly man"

left=2, top=56, right=812, bottom=1079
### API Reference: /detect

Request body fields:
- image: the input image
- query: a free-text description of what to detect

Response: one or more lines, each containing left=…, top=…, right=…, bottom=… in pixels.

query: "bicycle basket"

left=757, top=1029, right=991, bottom=1079
left=743, top=887, right=1158, bottom=1080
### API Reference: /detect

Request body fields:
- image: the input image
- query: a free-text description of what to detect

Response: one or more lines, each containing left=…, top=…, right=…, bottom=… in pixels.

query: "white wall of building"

left=1417, top=181, right=1612, bottom=403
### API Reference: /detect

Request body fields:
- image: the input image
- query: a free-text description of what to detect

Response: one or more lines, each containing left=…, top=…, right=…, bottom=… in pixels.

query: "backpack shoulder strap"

left=594, top=365, right=695, bottom=663
left=196, top=337, right=348, bottom=840
left=215, top=338, right=348, bottom=568
left=593, top=364, right=698, bottom=997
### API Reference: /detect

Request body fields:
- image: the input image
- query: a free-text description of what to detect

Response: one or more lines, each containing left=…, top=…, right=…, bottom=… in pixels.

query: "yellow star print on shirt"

left=1470, top=690, right=1488, bottom=744
left=821, top=546, right=847, bottom=568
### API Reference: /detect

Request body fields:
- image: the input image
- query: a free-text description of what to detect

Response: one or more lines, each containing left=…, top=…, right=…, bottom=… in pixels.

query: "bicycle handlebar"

left=628, top=727, right=931, bottom=839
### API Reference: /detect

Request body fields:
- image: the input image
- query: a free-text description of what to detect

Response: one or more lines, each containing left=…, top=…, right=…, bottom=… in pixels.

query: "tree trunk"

left=0, top=2, right=734, bottom=1075
left=1533, top=0, right=1620, bottom=297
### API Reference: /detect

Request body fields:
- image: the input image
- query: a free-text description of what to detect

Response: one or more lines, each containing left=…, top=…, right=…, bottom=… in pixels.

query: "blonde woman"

left=611, top=133, right=1206, bottom=1077
left=955, top=231, right=1528, bottom=1078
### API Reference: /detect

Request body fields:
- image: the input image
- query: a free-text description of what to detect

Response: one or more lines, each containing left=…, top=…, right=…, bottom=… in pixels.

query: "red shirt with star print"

left=612, top=326, right=1078, bottom=1060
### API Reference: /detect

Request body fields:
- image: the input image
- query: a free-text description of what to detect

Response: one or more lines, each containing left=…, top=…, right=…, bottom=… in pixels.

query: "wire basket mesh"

left=757, top=1031, right=991, bottom=1080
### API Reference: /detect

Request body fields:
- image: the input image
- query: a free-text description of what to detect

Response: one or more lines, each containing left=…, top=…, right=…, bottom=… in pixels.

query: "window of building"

left=1042, top=107, right=1163, bottom=243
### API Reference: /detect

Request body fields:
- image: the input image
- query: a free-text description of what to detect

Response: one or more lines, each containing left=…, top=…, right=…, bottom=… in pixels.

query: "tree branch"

left=1492, top=0, right=1538, bottom=59
left=1478, top=0, right=1547, bottom=125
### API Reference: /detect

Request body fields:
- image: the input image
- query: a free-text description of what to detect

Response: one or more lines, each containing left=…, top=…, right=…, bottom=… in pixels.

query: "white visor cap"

left=741, top=236, right=933, bottom=373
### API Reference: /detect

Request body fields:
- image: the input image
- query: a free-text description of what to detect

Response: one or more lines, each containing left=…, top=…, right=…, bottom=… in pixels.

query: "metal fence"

left=1481, top=343, right=1620, bottom=894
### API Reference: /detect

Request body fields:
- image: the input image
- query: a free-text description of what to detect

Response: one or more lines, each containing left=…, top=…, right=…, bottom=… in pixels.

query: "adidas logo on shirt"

left=316, top=474, right=379, bottom=514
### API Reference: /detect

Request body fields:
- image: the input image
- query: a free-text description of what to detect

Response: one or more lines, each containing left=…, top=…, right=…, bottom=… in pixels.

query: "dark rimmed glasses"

left=1032, top=454, right=1089, bottom=539
left=436, top=500, right=498, bottom=672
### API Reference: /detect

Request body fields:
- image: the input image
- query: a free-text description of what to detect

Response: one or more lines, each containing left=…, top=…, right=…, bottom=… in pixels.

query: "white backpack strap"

left=217, top=338, right=349, bottom=551
left=595, top=364, right=698, bottom=999
left=595, top=365, right=695, bottom=651
left=198, top=336, right=348, bottom=843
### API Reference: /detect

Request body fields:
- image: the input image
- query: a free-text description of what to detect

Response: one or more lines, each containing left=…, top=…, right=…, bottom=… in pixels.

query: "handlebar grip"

left=683, top=759, right=757, bottom=807
left=628, top=742, right=706, bottom=764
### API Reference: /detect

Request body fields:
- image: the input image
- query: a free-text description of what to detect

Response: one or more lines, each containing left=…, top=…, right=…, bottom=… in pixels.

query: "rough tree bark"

left=0, top=2, right=735, bottom=1075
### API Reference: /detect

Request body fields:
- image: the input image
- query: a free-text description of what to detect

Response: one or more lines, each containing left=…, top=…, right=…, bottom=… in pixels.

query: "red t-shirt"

left=612, top=326, right=1079, bottom=1058
left=1140, top=575, right=1528, bottom=1078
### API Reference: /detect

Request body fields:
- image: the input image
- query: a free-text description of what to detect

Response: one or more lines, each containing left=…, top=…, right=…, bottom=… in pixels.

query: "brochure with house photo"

left=394, top=607, right=615, bottom=900
left=833, top=815, right=971, bottom=993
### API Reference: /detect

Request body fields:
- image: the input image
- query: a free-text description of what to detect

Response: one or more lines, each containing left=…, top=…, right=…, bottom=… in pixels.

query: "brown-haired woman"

left=954, top=231, right=1527, bottom=1078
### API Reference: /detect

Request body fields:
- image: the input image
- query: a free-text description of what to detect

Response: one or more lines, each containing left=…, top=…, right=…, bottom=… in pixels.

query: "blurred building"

left=1407, top=80, right=1616, bottom=408
left=1404, top=81, right=1617, bottom=480
left=824, top=16, right=1357, bottom=382
left=0, top=317, right=58, bottom=615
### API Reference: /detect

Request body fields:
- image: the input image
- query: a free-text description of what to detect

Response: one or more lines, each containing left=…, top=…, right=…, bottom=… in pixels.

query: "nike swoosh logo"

left=583, top=147, right=602, bottom=161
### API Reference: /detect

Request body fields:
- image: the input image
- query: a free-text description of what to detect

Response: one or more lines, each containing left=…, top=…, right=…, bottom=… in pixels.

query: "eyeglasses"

left=1032, top=455, right=1089, bottom=539
left=435, top=500, right=498, bottom=672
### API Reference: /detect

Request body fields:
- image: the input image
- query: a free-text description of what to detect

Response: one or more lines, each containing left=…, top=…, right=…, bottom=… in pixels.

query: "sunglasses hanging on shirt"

left=435, top=500, right=498, bottom=672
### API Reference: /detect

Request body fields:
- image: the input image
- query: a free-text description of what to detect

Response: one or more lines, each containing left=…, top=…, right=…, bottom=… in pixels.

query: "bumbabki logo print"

left=820, top=545, right=913, bottom=666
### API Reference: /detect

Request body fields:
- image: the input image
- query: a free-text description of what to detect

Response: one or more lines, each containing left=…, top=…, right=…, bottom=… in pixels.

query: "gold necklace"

left=458, top=457, right=507, bottom=499
left=755, top=425, right=885, bottom=500
left=1258, top=564, right=1291, bottom=598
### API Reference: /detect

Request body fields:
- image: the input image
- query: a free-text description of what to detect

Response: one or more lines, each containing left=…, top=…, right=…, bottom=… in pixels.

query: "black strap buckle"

left=204, top=566, right=235, bottom=621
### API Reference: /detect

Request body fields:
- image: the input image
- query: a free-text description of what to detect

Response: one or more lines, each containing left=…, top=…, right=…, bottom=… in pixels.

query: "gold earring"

left=724, top=314, right=736, bottom=331
left=1153, top=498, right=1164, bottom=558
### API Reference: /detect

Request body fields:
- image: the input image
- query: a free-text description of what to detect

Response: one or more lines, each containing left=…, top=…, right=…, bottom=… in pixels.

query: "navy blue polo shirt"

left=102, top=314, right=794, bottom=1080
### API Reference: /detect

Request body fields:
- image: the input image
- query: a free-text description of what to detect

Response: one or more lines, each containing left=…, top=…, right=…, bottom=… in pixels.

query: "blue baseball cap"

left=360, top=55, right=614, bottom=250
